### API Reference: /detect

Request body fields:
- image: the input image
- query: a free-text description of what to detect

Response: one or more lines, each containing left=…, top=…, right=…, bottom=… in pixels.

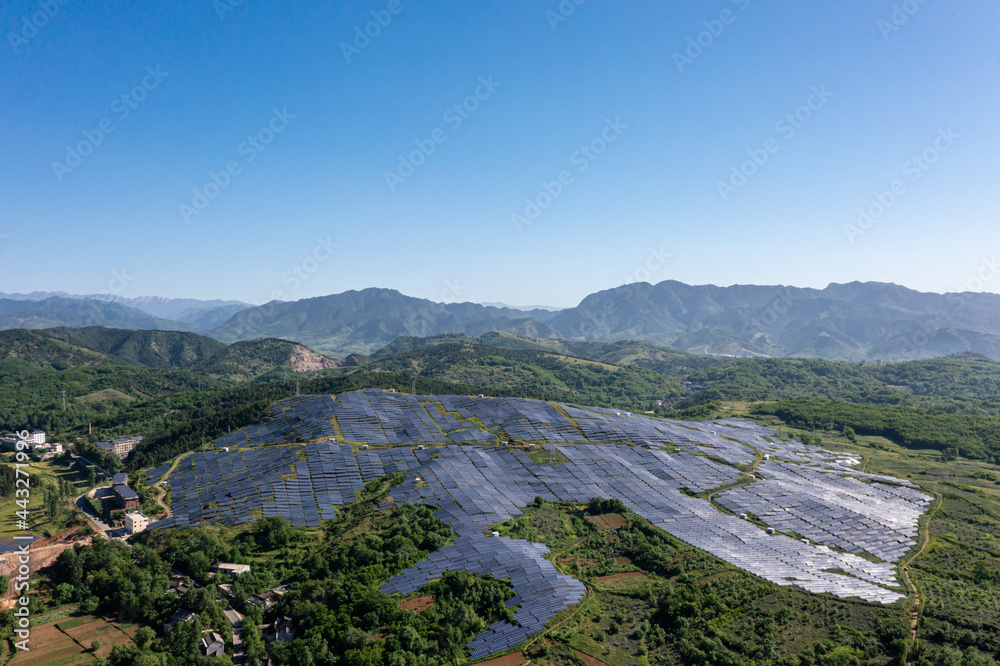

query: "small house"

left=211, top=562, right=251, bottom=577
left=201, top=631, right=226, bottom=657
left=163, top=609, right=197, bottom=633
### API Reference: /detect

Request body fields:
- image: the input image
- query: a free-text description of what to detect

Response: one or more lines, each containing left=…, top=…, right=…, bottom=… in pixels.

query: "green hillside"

left=375, top=331, right=718, bottom=374
left=37, top=326, right=227, bottom=368
left=689, top=355, right=1000, bottom=416
left=365, top=341, right=684, bottom=412
left=0, top=328, right=122, bottom=369
left=189, top=338, right=343, bottom=382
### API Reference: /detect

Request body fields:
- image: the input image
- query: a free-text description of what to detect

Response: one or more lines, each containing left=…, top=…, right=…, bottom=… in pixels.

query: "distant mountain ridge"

left=0, top=292, right=250, bottom=324
left=207, top=288, right=561, bottom=355
left=0, top=297, right=200, bottom=333
left=205, top=281, right=1000, bottom=361
left=7, top=281, right=1000, bottom=362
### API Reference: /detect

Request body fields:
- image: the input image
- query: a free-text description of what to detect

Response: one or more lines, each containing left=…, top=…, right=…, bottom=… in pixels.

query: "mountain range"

left=0, top=292, right=250, bottom=326
left=4, top=281, right=1000, bottom=361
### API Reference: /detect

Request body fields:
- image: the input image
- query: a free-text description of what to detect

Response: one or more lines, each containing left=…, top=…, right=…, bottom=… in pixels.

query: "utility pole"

left=411, top=375, right=416, bottom=395
left=61, top=391, right=66, bottom=412
left=296, top=378, right=300, bottom=396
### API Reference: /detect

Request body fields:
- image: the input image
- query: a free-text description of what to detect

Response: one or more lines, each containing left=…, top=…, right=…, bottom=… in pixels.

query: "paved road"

left=74, top=494, right=128, bottom=541
left=225, top=608, right=245, bottom=665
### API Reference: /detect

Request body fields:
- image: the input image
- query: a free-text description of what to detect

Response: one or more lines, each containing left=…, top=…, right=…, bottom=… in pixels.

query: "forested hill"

left=37, top=327, right=227, bottom=368
left=688, top=354, right=1000, bottom=416
left=372, top=331, right=718, bottom=374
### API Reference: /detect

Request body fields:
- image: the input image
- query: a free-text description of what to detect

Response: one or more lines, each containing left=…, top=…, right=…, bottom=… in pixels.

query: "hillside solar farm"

left=149, top=389, right=931, bottom=659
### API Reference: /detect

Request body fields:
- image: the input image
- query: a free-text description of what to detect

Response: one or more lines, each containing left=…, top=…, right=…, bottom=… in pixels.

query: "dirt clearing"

left=473, top=651, right=528, bottom=665
left=585, top=513, right=627, bottom=530
left=399, top=595, right=436, bottom=613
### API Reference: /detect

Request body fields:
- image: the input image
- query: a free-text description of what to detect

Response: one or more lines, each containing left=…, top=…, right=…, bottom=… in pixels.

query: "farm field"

left=8, top=613, right=132, bottom=666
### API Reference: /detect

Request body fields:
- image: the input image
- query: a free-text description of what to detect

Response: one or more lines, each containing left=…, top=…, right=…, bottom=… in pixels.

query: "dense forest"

left=755, top=398, right=1000, bottom=463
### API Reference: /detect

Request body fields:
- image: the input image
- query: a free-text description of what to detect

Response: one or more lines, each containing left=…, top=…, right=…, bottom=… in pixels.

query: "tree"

left=241, top=621, right=266, bottom=664
left=134, top=625, right=156, bottom=651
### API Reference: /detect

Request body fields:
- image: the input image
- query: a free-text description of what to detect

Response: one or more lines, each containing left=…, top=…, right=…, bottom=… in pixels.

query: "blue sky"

left=2, top=0, right=997, bottom=307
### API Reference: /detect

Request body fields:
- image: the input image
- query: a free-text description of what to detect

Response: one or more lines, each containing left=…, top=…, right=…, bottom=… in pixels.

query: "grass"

left=0, top=458, right=90, bottom=540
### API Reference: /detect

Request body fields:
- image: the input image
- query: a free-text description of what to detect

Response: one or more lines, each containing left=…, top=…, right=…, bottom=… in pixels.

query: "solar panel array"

left=206, top=389, right=766, bottom=461
left=716, top=461, right=929, bottom=562
left=144, top=464, right=171, bottom=485
left=148, top=390, right=932, bottom=659
left=381, top=530, right=585, bottom=660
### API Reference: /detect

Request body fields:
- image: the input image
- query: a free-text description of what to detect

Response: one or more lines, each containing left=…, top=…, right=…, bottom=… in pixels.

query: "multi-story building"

left=96, top=435, right=142, bottom=460
left=111, top=474, right=140, bottom=509
left=125, top=512, right=148, bottom=534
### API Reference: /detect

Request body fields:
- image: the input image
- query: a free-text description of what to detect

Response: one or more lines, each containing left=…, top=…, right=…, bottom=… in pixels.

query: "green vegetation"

left=37, top=327, right=228, bottom=369
left=24, top=475, right=525, bottom=665
left=496, top=501, right=911, bottom=666
left=0, top=457, right=89, bottom=539
left=690, top=355, right=1000, bottom=417
left=754, top=399, right=1000, bottom=463
left=10, top=326, right=1000, bottom=663
left=365, top=342, right=687, bottom=412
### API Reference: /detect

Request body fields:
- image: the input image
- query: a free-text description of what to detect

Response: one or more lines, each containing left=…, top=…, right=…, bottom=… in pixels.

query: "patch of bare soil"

left=399, top=595, right=436, bottom=613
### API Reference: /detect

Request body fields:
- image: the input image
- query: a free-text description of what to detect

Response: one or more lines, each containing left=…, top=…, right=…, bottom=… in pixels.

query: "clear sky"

left=3, top=1, right=998, bottom=307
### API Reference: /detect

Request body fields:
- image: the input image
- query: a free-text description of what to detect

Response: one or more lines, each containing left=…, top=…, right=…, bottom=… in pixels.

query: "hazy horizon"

left=4, top=276, right=1000, bottom=311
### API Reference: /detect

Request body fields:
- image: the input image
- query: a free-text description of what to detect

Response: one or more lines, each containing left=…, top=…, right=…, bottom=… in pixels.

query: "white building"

left=28, top=431, right=45, bottom=445
left=212, top=562, right=251, bottom=577
left=96, top=435, right=142, bottom=460
left=125, top=512, right=149, bottom=534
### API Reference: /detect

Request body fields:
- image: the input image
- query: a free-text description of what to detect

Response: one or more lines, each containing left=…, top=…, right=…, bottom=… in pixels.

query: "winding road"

left=153, top=452, right=191, bottom=518
left=900, top=490, right=942, bottom=662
